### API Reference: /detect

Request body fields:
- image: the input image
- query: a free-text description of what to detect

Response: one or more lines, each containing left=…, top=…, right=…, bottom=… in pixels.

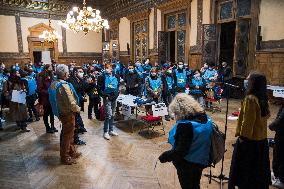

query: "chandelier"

left=39, top=20, right=62, bottom=43
left=39, top=0, right=61, bottom=43
left=58, top=0, right=109, bottom=35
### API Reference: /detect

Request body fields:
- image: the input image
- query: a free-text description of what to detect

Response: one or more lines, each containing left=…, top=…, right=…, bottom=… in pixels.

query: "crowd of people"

left=0, top=58, right=283, bottom=189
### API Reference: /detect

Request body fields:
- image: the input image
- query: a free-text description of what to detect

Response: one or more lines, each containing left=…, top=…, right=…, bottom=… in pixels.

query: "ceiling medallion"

left=58, top=0, right=109, bottom=35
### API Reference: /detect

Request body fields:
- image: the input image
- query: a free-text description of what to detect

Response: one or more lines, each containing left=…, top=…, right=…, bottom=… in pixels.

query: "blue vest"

left=135, top=66, right=144, bottom=79
left=104, top=74, right=118, bottom=94
left=148, top=76, right=162, bottom=92
left=191, top=78, right=204, bottom=95
left=175, top=69, right=187, bottom=88
left=166, top=76, right=174, bottom=90
left=22, top=76, right=37, bottom=96
left=168, top=117, right=213, bottom=166
left=202, top=69, right=217, bottom=83
left=48, top=81, right=79, bottom=117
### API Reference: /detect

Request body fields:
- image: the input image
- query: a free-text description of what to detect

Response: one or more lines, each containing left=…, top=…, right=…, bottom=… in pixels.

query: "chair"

left=140, top=115, right=165, bottom=135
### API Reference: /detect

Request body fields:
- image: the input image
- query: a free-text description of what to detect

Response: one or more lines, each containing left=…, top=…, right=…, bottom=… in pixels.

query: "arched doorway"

left=28, top=23, right=59, bottom=64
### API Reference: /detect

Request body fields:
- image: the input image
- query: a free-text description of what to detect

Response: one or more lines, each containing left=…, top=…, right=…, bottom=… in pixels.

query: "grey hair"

left=56, top=64, right=69, bottom=79
left=169, top=93, right=204, bottom=120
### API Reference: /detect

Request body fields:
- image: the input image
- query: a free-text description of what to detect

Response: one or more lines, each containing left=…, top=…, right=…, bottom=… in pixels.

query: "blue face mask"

left=244, top=79, right=249, bottom=89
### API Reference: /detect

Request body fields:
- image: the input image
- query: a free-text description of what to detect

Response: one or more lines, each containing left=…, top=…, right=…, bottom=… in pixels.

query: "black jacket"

left=159, top=113, right=208, bottom=164
left=67, top=75, right=87, bottom=102
left=124, top=70, right=142, bottom=90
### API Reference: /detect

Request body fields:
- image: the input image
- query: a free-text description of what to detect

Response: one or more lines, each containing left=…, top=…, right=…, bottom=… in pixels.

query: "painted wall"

left=66, top=30, right=102, bottom=52
left=119, top=17, right=131, bottom=52
left=202, top=0, right=211, bottom=24
left=21, top=17, right=63, bottom=53
left=259, top=0, right=284, bottom=41
left=190, top=0, right=197, bottom=46
left=0, top=15, right=18, bottom=52
left=149, top=8, right=155, bottom=50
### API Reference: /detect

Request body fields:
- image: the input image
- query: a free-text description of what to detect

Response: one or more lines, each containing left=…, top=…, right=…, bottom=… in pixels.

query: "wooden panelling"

left=255, top=51, right=284, bottom=85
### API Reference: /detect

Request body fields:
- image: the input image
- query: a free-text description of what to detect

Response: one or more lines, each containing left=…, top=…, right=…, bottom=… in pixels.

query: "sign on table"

left=152, top=103, right=168, bottom=117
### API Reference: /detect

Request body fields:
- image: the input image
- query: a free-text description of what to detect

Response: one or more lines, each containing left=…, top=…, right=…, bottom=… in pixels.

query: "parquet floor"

left=0, top=99, right=280, bottom=189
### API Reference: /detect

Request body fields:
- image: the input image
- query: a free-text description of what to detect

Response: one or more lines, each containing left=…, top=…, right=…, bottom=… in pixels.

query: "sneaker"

left=109, top=131, right=119, bottom=136
left=273, top=179, right=284, bottom=189
left=104, top=132, right=110, bottom=140
left=35, top=117, right=40, bottom=121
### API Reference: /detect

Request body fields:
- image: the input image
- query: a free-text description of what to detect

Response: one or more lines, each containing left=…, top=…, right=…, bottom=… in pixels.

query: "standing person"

left=3, top=70, right=29, bottom=132
left=189, top=69, right=206, bottom=107
left=22, top=68, right=39, bottom=122
left=37, top=64, right=56, bottom=133
left=202, top=62, right=218, bottom=84
left=145, top=67, right=163, bottom=103
left=135, top=60, right=145, bottom=96
left=159, top=93, right=213, bottom=189
left=173, top=62, right=187, bottom=94
left=48, top=64, right=81, bottom=165
left=228, top=72, right=271, bottom=189
left=124, top=64, right=141, bottom=96
left=86, top=70, right=101, bottom=120
left=219, top=61, right=233, bottom=98
left=269, top=102, right=284, bottom=188
left=161, top=65, right=175, bottom=121
left=98, top=63, right=119, bottom=140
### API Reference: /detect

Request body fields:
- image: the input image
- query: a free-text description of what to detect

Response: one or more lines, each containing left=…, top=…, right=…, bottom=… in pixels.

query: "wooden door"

left=202, top=24, right=217, bottom=66
left=158, top=31, right=168, bottom=64
left=233, top=19, right=250, bottom=77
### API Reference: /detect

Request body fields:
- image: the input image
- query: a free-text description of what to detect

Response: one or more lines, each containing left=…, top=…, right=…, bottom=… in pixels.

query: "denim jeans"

left=103, top=97, right=117, bottom=133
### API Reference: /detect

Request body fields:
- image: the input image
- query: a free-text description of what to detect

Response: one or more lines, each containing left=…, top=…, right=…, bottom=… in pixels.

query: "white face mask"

left=78, top=72, right=84, bottom=78
left=151, top=72, right=157, bottom=77
left=178, top=65, right=183, bottom=69
left=167, top=70, right=172, bottom=74
left=194, top=73, right=201, bottom=78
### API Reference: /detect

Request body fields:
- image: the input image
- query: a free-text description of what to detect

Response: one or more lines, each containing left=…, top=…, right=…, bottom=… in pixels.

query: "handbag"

left=35, top=103, right=44, bottom=117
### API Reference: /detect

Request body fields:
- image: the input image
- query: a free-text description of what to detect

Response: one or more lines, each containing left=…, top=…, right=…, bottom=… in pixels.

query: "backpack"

left=99, top=105, right=105, bottom=121
left=208, top=122, right=225, bottom=166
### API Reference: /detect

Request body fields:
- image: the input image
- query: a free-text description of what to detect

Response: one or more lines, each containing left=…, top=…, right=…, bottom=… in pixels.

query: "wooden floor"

left=0, top=99, right=280, bottom=189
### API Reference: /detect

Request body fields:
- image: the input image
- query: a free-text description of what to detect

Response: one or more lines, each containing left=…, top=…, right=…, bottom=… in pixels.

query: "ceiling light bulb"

left=96, top=10, right=100, bottom=15
left=73, top=7, right=78, bottom=12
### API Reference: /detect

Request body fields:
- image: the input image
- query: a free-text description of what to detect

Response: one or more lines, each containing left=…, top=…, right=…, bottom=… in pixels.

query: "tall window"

left=133, top=19, right=148, bottom=62
left=166, top=12, right=186, bottom=63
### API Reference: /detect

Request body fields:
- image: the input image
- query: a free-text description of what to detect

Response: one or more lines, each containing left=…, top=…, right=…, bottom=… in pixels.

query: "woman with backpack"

left=228, top=72, right=271, bottom=189
left=159, top=93, right=213, bottom=189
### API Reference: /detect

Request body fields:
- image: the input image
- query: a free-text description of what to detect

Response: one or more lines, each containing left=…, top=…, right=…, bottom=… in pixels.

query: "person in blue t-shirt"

left=145, top=67, right=163, bottom=103
left=202, top=62, right=218, bottom=84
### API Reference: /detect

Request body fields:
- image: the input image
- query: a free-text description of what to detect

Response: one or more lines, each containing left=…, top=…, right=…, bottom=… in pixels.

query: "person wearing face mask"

left=98, top=63, right=120, bottom=140
left=174, top=62, right=188, bottom=94
left=49, top=64, right=82, bottom=165
left=22, top=68, right=40, bottom=122
left=67, top=67, right=88, bottom=145
left=37, top=64, right=57, bottom=134
left=184, top=62, right=193, bottom=77
left=145, top=67, right=163, bottom=103
left=202, top=62, right=218, bottom=84
left=229, top=72, right=271, bottom=189
left=3, top=70, right=29, bottom=132
left=162, top=64, right=175, bottom=121
left=124, top=64, right=142, bottom=96
left=219, top=61, right=233, bottom=98
left=189, top=69, right=206, bottom=107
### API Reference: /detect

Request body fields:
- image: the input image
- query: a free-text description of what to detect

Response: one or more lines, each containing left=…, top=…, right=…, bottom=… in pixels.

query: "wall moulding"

left=260, top=39, right=284, bottom=50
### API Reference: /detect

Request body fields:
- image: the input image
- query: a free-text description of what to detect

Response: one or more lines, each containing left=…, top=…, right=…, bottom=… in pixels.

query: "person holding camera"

left=98, top=63, right=120, bottom=140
